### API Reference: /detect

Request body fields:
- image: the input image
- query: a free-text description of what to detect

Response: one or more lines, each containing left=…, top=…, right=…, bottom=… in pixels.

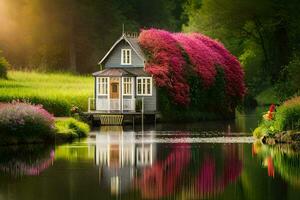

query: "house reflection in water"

left=94, top=126, right=156, bottom=195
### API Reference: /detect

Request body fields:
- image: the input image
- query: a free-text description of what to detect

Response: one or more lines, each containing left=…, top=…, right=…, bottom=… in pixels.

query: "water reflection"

left=93, top=127, right=244, bottom=199
left=0, top=145, right=54, bottom=177
left=1, top=123, right=300, bottom=199
left=95, top=126, right=156, bottom=195
left=254, top=142, right=300, bottom=188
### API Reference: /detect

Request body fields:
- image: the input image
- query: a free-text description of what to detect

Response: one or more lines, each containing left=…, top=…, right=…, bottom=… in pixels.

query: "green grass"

left=255, top=87, right=280, bottom=105
left=274, top=96, right=300, bottom=131
left=0, top=71, right=93, bottom=116
left=253, top=96, right=300, bottom=138
left=55, top=118, right=90, bottom=141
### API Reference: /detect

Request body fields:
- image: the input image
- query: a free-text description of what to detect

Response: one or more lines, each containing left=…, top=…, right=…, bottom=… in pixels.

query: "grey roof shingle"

left=93, top=67, right=150, bottom=77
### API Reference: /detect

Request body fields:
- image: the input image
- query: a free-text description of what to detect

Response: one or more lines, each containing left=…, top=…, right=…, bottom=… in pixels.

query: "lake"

left=1, top=107, right=300, bottom=200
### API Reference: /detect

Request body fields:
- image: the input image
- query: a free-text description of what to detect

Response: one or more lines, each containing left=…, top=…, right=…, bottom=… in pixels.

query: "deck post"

left=120, top=77, right=123, bottom=112
left=108, top=77, right=110, bottom=112
left=141, top=97, right=144, bottom=130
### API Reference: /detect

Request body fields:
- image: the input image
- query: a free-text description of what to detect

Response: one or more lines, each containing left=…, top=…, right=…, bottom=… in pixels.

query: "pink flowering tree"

left=138, top=29, right=190, bottom=105
left=138, top=29, right=245, bottom=119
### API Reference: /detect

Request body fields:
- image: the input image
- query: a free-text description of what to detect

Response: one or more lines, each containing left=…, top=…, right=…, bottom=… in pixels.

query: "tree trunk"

left=253, top=17, right=270, bottom=75
left=273, top=21, right=289, bottom=81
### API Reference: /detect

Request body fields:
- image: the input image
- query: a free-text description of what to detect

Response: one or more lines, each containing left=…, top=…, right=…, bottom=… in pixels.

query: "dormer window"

left=121, top=49, right=131, bottom=65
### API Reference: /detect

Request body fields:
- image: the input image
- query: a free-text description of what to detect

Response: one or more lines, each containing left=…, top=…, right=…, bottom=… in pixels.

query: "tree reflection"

left=135, top=136, right=243, bottom=199
left=0, top=145, right=54, bottom=176
left=136, top=143, right=191, bottom=198
left=254, top=142, right=300, bottom=188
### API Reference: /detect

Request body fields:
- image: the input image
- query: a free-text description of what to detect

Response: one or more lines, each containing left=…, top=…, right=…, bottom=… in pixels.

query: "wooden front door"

left=110, top=78, right=119, bottom=99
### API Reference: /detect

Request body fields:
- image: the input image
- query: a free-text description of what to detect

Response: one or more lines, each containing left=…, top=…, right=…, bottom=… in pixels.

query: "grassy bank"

left=0, top=71, right=93, bottom=116
left=0, top=102, right=90, bottom=145
left=55, top=118, right=90, bottom=141
left=253, top=96, right=300, bottom=140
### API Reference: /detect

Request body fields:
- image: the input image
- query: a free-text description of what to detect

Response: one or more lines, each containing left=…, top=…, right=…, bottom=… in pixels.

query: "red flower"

left=269, top=104, right=276, bottom=113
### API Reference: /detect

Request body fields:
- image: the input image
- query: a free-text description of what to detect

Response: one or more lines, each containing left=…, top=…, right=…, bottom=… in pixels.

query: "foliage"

left=275, top=54, right=300, bottom=101
left=55, top=118, right=90, bottom=141
left=255, top=87, right=279, bottom=106
left=274, top=96, right=300, bottom=131
left=0, top=51, right=9, bottom=79
left=0, top=0, right=185, bottom=73
left=139, top=29, right=189, bottom=105
left=183, top=0, right=300, bottom=103
left=139, top=29, right=245, bottom=110
left=253, top=97, right=300, bottom=138
left=252, top=104, right=277, bottom=138
left=253, top=126, right=266, bottom=138
left=0, top=102, right=55, bottom=144
left=0, top=71, right=93, bottom=116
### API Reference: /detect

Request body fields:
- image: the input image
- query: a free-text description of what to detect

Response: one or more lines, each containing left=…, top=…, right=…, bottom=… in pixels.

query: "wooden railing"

left=88, top=98, right=136, bottom=112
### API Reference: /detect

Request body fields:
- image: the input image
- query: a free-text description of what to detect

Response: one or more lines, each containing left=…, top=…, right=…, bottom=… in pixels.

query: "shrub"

left=158, top=66, right=236, bottom=121
left=138, top=29, right=189, bottom=105
left=138, top=29, right=245, bottom=114
left=274, top=96, right=300, bottom=131
left=0, top=52, right=9, bottom=79
left=55, top=118, right=90, bottom=140
left=253, top=97, right=300, bottom=138
left=139, top=29, right=245, bottom=121
left=253, top=127, right=265, bottom=138
left=0, top=102, right=55, bottom=144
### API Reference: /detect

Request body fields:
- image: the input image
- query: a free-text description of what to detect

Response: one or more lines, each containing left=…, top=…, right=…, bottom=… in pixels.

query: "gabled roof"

left=98, top=33, right=146, bottom=65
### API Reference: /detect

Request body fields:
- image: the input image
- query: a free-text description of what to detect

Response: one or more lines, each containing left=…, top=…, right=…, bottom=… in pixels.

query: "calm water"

left=1, top=107, right=300, bottom=200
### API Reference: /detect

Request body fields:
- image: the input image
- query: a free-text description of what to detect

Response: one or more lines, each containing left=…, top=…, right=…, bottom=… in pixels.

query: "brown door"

left=110, top=79, right=119, bottom=99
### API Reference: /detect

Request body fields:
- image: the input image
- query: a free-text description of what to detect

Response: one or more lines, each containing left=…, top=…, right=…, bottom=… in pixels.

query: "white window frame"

left=122, top=77, right=133, bottom=96
left=121, top=49, right=131, bottom=65
left=97, top=77, right=108, bottom=96
left=136, top=77, right=152, bottom=96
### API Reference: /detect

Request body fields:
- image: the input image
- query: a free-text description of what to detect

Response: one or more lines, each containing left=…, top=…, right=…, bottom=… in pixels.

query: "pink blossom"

left=138, top=29, right=246, bottom=106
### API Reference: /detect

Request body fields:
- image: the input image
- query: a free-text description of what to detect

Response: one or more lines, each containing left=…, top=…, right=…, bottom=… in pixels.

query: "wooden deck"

left=83, top=110, right=159, bottom=125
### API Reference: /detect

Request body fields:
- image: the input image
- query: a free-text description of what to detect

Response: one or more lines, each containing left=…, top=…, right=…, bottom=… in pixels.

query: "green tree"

left=183, top=0, right=300, bottom=99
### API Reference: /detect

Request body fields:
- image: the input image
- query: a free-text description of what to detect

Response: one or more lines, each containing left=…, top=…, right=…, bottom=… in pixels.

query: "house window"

left=121, top=49, right=131, bottom=65
left=97, top=77, right=108, bottom=95
left=136, top=77, right=152, bottom=96
left=123, top=77, right=132, bottom=95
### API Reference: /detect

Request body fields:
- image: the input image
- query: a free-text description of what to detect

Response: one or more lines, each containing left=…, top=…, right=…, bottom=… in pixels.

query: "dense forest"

left=0, top=0, right=299, bottom=102
left=0, top=0, right=186, bottom=73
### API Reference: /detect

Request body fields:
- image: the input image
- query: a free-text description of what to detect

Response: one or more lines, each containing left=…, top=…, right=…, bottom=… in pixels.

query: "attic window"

left=121, top=49, right=131, bottom=65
